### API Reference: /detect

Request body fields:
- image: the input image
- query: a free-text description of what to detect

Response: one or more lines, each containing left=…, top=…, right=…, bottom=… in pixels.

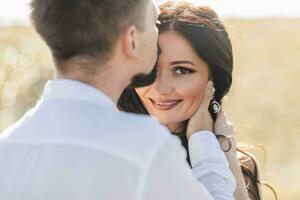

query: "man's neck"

left=55, top=64, right=132, bottom=104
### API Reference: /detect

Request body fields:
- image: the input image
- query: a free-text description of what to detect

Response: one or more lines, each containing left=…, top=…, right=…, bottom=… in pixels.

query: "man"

left=0, top=0, right=235, bottom=199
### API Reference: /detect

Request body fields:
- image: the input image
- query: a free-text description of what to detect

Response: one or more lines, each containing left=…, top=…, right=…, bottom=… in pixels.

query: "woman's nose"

left=152, top=73, right=173, bottom=94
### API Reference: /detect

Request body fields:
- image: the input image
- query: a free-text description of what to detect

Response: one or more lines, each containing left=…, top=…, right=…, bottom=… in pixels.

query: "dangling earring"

left=211, top=86, right=221, bottom=114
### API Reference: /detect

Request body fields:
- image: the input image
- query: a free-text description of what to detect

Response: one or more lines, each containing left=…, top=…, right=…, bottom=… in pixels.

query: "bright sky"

left=1, top=0, right=300, bottom=25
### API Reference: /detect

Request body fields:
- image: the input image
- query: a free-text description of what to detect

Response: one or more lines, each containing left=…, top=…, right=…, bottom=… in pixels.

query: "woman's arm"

left=214, top=111, right=251, bottom=200
left=225, top=147, right=251, bottom=199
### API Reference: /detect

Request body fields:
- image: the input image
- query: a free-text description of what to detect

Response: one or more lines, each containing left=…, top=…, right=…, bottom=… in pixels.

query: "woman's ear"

left=121, top=25, right=139, bottom=59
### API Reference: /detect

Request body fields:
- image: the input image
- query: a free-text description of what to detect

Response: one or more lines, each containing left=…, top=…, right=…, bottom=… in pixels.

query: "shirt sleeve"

left=189, top=131, right=236, bottom=199
left=139, top=132, right=235, bottom=200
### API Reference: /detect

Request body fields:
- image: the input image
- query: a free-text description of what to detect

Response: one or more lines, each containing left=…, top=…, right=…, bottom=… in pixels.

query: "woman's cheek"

left=183, top=81, right=207, bottom=114
left=135, top=87, right=151, bottom=106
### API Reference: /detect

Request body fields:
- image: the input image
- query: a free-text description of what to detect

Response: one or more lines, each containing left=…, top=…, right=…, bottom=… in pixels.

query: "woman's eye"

left=174, top=67, right=194, bottom=74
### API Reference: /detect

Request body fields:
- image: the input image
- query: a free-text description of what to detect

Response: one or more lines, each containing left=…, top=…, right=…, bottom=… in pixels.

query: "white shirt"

left=0, top=79, right=235, bottom=200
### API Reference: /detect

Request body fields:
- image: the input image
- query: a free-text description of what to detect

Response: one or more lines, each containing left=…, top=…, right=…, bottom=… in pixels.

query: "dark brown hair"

left=31, top=0, right=148, bottom=70
left=118, top=1, right=276, bottom=199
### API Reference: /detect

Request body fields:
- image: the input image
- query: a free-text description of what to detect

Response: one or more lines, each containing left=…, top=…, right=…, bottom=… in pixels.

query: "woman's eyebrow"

left=170, top=60, right=195, bottom=66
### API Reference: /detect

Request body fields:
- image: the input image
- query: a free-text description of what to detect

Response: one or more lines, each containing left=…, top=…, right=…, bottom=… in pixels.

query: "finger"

left=216, top=107, right=228, bottom=121
left=215, top=109, right=225, bottom=126
left=215, top=109, right=234, bottom=130
left=216, top=109, right=225, bottom=121
left=199, top=80, right=213, bottom=110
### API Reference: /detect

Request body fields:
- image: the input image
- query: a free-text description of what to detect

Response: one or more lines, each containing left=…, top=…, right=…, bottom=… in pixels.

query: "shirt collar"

left=43, top=79, right=116, bottom=109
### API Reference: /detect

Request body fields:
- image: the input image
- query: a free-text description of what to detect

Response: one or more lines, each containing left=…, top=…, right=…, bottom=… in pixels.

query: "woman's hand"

left=214, top=110, right=237, bottom=152
left=186, top=81, right=214, bottom=140
left=214, top=110, right=234, bottom=137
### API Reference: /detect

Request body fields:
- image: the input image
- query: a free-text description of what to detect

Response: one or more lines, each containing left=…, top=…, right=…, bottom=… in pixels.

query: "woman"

left=118, top=1, right=261, bottom=199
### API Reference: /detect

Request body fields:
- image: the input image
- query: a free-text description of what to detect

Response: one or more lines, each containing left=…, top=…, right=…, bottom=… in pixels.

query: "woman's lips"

left=149, top=98, right=182, bottom=111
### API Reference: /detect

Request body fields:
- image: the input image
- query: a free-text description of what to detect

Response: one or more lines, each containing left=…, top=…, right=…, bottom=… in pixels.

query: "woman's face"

left=135, top=31, right=210, bottom=131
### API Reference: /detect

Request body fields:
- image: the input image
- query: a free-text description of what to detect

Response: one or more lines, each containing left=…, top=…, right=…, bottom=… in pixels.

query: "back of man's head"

left=31, top=0, right=148, bottom=73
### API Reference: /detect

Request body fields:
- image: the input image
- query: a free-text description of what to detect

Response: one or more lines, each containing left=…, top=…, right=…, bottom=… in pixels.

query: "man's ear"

left=121, top=25, right=139, bottom=59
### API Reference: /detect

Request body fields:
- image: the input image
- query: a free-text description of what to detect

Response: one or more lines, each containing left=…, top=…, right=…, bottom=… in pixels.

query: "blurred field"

left=0, top=19, right=299, bottom=199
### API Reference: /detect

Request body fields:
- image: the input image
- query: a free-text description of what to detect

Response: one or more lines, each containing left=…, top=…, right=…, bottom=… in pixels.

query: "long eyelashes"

left=174, top=66, right=195, bottom=75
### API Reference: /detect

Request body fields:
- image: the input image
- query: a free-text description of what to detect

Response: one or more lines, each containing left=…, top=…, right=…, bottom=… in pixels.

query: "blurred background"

left=0, top=0, right=299, bottom=199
